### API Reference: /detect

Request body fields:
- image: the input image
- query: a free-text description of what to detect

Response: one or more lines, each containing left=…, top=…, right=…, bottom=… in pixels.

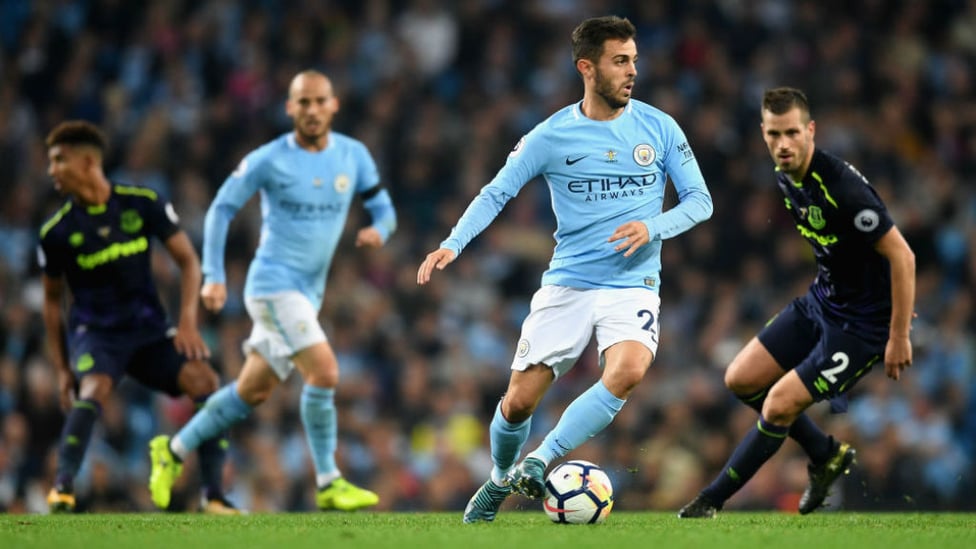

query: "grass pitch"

left=2, top=512, right=973, bottom=549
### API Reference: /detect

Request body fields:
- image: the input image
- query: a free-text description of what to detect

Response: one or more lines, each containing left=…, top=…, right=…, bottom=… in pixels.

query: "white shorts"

left=244, top=291, right=327, bottom=380
left=512, top=285, right=661, bottom=379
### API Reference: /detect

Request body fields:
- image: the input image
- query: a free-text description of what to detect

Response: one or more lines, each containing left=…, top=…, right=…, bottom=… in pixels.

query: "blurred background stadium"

left=0, top=0, right=973, bottom=513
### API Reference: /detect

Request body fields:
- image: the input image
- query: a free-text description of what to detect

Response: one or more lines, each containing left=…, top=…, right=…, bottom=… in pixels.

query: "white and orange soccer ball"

left=543, top=460, right=614, bottom=524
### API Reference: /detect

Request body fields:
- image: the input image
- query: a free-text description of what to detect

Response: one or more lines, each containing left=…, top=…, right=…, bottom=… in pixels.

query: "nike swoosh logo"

left=565, top=155, right=587, bottom=165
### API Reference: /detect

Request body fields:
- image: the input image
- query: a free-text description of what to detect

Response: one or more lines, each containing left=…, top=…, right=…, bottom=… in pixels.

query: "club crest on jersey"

left=517, top=338, right=530, bottom=358
left=120, top=210, right=144, bottom=234
left=633, top=144, right=655, bottom=166
left=806, top=206, right=825, bottom=229
left=97, top=226, right=111, bottom=238
left=854, top=209, right=880, bottom=232
left=333, top=174, right=350, bottom=192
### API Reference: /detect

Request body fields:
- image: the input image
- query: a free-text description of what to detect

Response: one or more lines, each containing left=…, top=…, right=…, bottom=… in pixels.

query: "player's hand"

left=355, top=226, right=384, bottom=248
left=883, top=334, right=912, bottom=380
left=56, top=369, right=76, bottom=412
left=417, top=248, right=456, bottom=285
left=174, top=324, right=211, bottom=361
left=200, top=282, right=227, bottom=313
left=608, top=221, right=651, bottom=257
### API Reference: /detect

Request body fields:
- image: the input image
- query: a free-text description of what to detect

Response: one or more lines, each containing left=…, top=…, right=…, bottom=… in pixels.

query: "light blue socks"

left=528, top=380, right=625, bottom=465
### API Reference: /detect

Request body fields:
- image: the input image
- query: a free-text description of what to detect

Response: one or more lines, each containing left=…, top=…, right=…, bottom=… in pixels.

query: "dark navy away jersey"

left=37, top=184, right=180, bottom=331
left=776, top=149, right=894, bottom=338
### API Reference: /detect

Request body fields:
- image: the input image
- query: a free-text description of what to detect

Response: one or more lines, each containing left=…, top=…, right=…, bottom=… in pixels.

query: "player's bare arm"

left=608, top=220, right=650, bottom=257
left=417, top=248, right=457, bottom=285
left=873, top=225, right=916, bottom=380
left=42, top=274, right=75, bottom=411
left=164, top=231, right=210, bottom=360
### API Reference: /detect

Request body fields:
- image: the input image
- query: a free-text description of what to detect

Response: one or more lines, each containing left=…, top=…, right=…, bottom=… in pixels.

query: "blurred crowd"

left=1, top=0, right=974, bottom=514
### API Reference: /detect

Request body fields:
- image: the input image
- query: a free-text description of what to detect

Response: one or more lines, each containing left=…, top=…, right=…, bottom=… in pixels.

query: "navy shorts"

left=758, top=293, right=886, bottom=404
left=68, top=326, right=186, bottom=396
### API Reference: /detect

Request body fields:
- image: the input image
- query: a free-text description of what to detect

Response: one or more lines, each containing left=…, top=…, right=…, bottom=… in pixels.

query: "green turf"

left=2, top=512, right=974, bottom=549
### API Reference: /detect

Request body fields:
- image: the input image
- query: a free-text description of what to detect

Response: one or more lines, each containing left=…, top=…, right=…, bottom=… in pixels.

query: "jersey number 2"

left=821, top=352, right=850, bottom=383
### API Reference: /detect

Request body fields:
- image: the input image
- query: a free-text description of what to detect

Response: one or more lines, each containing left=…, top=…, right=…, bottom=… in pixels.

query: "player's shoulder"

left=628, top=99, right=670, bottom=117
left=813, top=149, right=871, bottom=188
left=38, top=200, right=74, bottom=240
left=543, top=103, right=581, bottom=128
left=112, top=182, right=162, bottom=204
left=329, top=130, right=371, bottom=155
left=248, top=132, right=293, bottom=161
left=627, top=99, right=681, bottom=128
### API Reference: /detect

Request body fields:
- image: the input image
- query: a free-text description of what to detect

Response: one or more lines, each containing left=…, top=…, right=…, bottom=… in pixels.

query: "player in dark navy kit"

left=679, top=87, right=916, bottom=518
left=38, top=121, right=237, bottom=514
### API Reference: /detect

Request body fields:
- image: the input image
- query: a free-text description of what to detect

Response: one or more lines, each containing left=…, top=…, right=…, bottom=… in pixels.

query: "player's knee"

left=724, top=366, right=751, bottom=395
left=180, top=363, right=220, bottom=398
left=724, top=361, right=768, bottom=397
left=761, top=389, right=804, bottom=426
left=77, top=374, right=113, bottom=403
left=237, top=382, right=273, bottom=406
left=303, top=368, right=338, bottom=388
left=605, top=365, right=645, bottom=398
left=501, top=394, right=536, bottom=422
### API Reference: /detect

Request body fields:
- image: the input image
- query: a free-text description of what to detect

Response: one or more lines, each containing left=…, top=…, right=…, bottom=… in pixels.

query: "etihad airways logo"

left=567, top=174, right=658, bottom=202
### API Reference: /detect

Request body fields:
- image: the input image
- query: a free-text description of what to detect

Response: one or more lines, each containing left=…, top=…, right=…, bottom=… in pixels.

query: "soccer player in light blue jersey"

left=149, top=70, right=396, bottom=512
left=417, top=16, right=713, bottom=523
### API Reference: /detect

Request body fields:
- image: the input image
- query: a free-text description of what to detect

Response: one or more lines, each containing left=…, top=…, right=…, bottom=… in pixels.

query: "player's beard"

left=594, top=70, right=630, bottom=110
left=296, top=117, right=328, bottom=146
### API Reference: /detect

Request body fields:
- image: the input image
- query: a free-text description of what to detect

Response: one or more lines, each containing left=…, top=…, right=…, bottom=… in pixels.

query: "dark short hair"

left=45, top=120, right=107, bottom=152
left=572, top=16, right=636, bottom=63
left=762, top=87, right=811, bottom=117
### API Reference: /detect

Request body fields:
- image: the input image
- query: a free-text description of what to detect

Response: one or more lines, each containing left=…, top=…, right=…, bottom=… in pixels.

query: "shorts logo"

left=517, top=338, right=530, bottom=358
left=633, top=144, right=655, bottom=166
left=77, top=353, right=95, bottom=372
left=334, top=174, right=350, bottom=192
left=854, top=209, right=879, bottom=232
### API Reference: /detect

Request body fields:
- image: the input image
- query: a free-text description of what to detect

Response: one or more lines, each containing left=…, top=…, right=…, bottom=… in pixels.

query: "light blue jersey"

left=203, top=132, right=396, bottom=309
left=441, top=100, right=712, bottom=291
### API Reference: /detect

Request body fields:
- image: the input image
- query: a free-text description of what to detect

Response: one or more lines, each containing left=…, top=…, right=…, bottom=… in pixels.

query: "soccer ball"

left=543, top=460, right=614, bottom=524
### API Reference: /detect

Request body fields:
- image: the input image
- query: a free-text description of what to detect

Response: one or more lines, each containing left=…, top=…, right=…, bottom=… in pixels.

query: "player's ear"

left=82, top=147, right=99, bottom=171
left=575, top=58, right=592, bottom=79
left=808, top=119, right=816, bottom=137
left=329, top=95, right=340, bottom=114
